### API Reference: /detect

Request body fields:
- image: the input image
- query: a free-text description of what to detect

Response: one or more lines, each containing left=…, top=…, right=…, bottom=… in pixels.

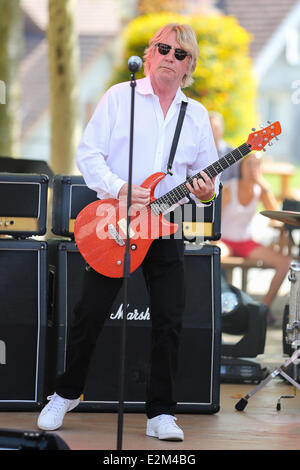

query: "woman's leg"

left=247, top=246, right=292, bottom=307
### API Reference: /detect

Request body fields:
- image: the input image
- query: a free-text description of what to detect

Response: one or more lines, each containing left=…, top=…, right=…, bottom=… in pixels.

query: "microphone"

left=128, top=56, right=143, bottom=73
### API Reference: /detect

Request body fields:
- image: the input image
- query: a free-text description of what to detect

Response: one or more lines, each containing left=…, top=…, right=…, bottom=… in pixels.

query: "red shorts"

left=222, top=238, right=261, bottom=258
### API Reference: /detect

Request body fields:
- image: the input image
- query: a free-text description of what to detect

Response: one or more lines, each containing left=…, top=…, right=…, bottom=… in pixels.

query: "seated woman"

left=218, top=153, right=293, bottom=324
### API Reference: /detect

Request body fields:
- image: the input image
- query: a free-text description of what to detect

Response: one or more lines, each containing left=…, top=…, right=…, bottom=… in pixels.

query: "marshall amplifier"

left=0, top=173, right=48, bottom=237
left=52, top=175, right=97, bottom=239
left=0, top=239, right=48, bottom=410
left=181, top=183, right=222, bottom=242
left=47, top=240, right=221, bottom=414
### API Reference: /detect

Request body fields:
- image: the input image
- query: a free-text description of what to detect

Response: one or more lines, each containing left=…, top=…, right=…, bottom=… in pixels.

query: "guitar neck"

left=150, top=142, right=252, bottom=215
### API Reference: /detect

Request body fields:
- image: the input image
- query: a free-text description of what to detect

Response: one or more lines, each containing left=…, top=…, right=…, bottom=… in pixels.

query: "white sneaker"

left=146, top=414, right=184, bottom=441
left=37, top=393, right=80, bottom=431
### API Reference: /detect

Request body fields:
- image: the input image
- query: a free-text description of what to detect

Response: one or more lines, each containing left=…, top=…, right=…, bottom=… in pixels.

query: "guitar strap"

left=166, top=100, right=188, bottom=176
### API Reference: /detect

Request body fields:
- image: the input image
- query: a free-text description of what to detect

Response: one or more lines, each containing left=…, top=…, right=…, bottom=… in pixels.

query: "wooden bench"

left=262, top=160, right=296, bottom=200
left=221, top=256, right=273, bottom=292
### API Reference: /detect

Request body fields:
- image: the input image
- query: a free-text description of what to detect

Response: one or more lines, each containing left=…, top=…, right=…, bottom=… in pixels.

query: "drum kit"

left=235, top=209, right=300, bottom=411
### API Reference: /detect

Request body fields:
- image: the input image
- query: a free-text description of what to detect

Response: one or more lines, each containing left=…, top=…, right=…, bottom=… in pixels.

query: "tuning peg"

left=275, top=137, right=279, bottom=141
left=267, top=120, right=271, bottom=124
left=251, top=127, right=256, bottom=131
left=262, top=148, right=266, bottom=152
left=268, top=142, right=273, bottom=146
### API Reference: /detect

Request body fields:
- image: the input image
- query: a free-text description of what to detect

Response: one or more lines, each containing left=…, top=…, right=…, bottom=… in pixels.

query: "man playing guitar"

left=37, top=22, right=220, bottom=440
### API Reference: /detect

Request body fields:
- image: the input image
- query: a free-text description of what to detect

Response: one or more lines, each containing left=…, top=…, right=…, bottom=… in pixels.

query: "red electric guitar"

left=74, top=121, right=281, bottom=278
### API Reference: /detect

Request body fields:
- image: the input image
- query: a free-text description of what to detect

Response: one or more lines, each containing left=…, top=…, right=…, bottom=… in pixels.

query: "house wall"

left=257, top=49, right=300, bottom=164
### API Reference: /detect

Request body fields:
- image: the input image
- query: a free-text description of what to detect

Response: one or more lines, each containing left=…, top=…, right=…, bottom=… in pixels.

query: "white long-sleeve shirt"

left=76, top=76, right=219, bottom=205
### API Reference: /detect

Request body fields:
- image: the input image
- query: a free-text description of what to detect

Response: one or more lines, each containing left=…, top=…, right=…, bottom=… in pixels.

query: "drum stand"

left=235, top=260, right=300, bottom=411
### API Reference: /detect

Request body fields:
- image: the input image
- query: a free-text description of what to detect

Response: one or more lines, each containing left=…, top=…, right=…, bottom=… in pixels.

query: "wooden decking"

left=1, top=380, right=300, bottom=451
left=1, top=327, right=300, bottom=451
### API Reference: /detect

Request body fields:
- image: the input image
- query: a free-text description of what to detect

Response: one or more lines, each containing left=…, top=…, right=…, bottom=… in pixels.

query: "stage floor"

left=1, top=380, right=300, bottom=451
left=1, top=327, right=300, bottom=450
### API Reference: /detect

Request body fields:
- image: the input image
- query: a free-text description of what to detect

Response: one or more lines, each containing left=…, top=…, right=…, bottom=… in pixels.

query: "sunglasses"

left=155, top=43, right=191, bottom=61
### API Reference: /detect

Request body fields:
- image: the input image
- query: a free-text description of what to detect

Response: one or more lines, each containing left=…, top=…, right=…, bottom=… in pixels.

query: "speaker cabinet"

left=48, top=240, right=221, bottom=413
left=0, top=239, right=48, bottom=410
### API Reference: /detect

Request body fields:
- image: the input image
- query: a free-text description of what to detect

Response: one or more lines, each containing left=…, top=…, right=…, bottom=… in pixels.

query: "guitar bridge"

left=108, top=224, right=125, bottom=246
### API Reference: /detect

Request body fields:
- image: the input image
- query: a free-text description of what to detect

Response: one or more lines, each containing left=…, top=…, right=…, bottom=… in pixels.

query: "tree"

left=109, top=12, right=257, bottom=146
left=0, top=0, right=23, bottom=157
left=47, top=0, right=80, bottom=173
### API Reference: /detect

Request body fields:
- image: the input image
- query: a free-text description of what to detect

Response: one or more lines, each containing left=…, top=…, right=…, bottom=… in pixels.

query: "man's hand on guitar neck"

left=118, top=183, right=151, bottom=212
left=186, top=170, right=216, bottom=202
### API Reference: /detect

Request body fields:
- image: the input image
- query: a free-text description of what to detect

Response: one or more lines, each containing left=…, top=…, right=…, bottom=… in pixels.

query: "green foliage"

left=109, top=12, right=257, bottom=146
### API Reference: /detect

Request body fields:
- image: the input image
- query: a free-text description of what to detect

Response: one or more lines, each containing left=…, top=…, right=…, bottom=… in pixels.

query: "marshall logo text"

left=110, top=304, right=150, bottom=321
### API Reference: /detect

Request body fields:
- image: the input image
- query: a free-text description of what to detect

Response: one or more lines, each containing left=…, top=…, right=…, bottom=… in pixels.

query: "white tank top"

left=221, top=179, right=261, bottom=241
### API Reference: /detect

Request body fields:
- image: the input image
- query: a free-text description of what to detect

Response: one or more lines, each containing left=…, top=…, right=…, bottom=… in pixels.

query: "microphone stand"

left=116, top=71, right=136, bottom=450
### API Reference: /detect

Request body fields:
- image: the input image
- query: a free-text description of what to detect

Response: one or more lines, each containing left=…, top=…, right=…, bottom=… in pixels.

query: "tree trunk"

left=48, top=0, right=80, bottom=174
left=0, top=0, right=22, bottom=157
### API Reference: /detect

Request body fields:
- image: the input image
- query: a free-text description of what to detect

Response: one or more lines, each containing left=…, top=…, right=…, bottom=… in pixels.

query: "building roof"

left=21, top=0, right=120, bottom=35
left=222, top=0, right=298, bottom=58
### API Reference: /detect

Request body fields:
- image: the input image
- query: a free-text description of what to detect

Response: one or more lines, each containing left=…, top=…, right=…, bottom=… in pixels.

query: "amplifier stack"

left=0, top=172, right=222, bottom=414
left=0, top=173, right=49, bottom=410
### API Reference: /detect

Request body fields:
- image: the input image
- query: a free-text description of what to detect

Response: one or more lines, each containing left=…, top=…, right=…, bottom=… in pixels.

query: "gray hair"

left=143, top=23, right=199, bottom=88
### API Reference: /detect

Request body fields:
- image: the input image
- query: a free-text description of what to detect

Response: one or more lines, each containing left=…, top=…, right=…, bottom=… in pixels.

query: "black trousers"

left=56, top=237, right=185, bottom=418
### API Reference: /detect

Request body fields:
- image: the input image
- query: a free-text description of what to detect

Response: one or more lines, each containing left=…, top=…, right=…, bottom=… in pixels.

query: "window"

left=286, top=27, right=300, bottom=65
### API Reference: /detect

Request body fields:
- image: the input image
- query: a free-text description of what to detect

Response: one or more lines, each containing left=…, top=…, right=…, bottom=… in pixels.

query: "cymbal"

left=260, top=210, right=300, bottom=227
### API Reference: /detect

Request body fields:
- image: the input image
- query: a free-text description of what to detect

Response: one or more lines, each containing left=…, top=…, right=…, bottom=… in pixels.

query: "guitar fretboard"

left=150, top=142, right=251, bottom=215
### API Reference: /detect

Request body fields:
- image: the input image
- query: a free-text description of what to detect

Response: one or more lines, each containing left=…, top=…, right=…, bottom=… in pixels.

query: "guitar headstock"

left=247, top=121, right=281, bottom=151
